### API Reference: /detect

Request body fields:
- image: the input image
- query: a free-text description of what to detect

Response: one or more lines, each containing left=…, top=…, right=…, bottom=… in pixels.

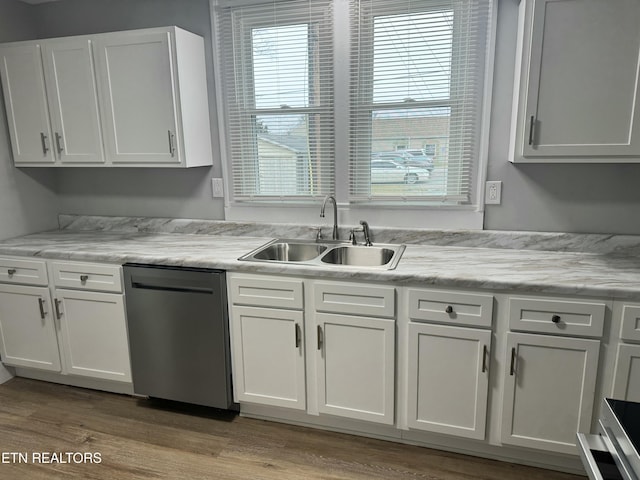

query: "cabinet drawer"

left=508, top=297, right=605, bottom=337
left=620, top=304, right=640, bottom=343
left=0, top=257, right=48, bottom=286
left=314, top=282, right=395, bottom=318
left=229, top=275, right=303, bottom=310
left=51, top=262, right=122, bottom=293
left=408, top=289, right=493, bottom=328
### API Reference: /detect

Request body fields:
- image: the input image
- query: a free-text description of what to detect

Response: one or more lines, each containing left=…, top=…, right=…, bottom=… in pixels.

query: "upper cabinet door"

left=512, top=0, right=640, bottom=161
left=94, top=31, right=181, bottom=165
left=42, top=39, right=105, bottom=164
left=0, top=44, right=55, bottom=164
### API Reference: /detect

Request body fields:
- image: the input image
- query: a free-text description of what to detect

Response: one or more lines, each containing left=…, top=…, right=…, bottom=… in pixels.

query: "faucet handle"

left=315, top=227, right=323, bottom=241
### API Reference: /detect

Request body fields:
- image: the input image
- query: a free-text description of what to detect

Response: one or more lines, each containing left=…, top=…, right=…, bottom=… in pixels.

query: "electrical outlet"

left=211, top=178, right=224, bottom=198
left=485, top=181, right=502, bottom=205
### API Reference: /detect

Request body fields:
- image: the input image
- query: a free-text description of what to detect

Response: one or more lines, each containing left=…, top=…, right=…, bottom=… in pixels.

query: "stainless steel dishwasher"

left=123, top=264, right=235, bottom=409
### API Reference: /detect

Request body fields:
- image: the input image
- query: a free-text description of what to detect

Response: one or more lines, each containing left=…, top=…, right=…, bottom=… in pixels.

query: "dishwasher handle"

left=125, top=265, right=224, bottom=295
left=130, top=282, right=215, bottom=294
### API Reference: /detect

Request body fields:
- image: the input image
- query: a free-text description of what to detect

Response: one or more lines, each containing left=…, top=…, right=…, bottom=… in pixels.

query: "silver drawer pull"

left=55, top=132, right=64, bottom=155
left=295, top=323, right=301, bottom=349
left=54, top=298, right=62, bottom=320
left=40, top=132, right=49, bottom=154
left=38, top=298, right=46, bottom=319
left=445, top=305, right=454, bottom=314
left=551, top=314, right=561, bottom=324
left=7, top=268, right=16, bottom=277
left=168, top=130, right=175, bottom=157
left=80, top=275, right=89, bottom=283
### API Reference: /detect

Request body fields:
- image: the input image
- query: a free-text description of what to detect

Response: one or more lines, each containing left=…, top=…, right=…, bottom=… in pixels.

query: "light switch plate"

left=485, top=181, right=502, bottom=205
left=212, top=178, right=224, bottom=198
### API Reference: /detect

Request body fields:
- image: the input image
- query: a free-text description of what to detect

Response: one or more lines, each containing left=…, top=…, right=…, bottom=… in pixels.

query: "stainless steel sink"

left=251, top=241, right=327, bottom=262
left=239, top=239, right=405, bottom=270
left=320, top=245, right=401, bottom=268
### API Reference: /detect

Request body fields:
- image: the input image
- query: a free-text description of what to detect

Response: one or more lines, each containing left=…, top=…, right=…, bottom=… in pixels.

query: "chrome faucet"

left=320, top=195, right=339, bottom=240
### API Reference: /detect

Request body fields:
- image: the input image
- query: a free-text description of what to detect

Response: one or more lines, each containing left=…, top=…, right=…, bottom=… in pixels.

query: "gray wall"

left=0, top=0, right=59, bottom=242
left=483, top=0, right=640, bottom=234
left=34, top=0, right=225, bottom=220
left=4, top=0, right=640, bottom=233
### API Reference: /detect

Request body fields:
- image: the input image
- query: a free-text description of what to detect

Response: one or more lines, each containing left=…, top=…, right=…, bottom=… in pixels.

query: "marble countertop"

left=1, top=229, right=640, bottom=299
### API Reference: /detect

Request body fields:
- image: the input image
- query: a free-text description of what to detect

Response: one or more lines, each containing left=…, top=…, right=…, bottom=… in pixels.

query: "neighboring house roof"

left=258, top=134, right=308, bottom=154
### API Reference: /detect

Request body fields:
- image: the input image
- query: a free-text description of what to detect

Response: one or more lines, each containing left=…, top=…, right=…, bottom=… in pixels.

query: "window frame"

left=210, top=0, right=497, bottom=229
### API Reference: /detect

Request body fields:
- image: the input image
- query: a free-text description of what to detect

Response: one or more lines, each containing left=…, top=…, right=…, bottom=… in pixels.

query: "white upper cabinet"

left=0, top=44, right=55, bottom=164
left=0, top=27, right=213, bottom=168
left=42, top=38, right=105, bottom=164
left=93, top=27, right=212, bottom=167
left=510, top=0, right=640, bottom=162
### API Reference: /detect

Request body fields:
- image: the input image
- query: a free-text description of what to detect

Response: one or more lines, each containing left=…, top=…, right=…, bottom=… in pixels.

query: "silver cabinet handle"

left=7, top=268, right=16, bottom=277
left=54, top=298, right=62, bottom=320
left=295, top=323, right=301, bottom=349
left=168, top=130, right=175, bottom=157
left=317, top=325, right=323, bottom=350
left=528, top=115, right=535, bottom=146
left=40, top=132, right=49, bottom=154
left=55, top=132, right=64, bottom=155
left=80, top=274, right=89, bottom=283
left=482, top=345, right=488, bottom=373
left=510, top=347, right=517, bottom=376
left=38, top=298, right=46, bottom=319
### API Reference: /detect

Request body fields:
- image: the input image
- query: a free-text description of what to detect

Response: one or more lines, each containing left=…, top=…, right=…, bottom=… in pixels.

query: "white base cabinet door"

left=0, top=284, right=60, bottom=372
left=316, top=313, right=395, bottom=425
left=230, top=306, right=306, bottom=410
left=407, top=323, right=490, bottom=439
left=501, top=332, right=600, bottom=454
left=612, top=344, right=640, bottom=402
left=55, top=289, right=131, bottom=383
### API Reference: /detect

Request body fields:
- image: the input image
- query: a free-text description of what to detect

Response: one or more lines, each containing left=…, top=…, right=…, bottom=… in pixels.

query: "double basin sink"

left=239, top=238, right=406, bottom=270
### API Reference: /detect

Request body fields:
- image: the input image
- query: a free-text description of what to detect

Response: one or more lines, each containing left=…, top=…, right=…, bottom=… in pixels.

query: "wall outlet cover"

left=212, top=178, right=224, bottom=198
left=485, top=181, right=502, bottom=205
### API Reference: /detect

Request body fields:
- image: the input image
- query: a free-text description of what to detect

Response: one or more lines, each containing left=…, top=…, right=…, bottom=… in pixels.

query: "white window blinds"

left=217, top=0, right=335, bottom=202
left=349, top=0, right=493, bottom=204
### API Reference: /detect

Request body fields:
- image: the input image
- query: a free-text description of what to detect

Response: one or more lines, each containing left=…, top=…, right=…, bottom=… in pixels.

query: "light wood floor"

left=0, top=378, right=585, bottom=480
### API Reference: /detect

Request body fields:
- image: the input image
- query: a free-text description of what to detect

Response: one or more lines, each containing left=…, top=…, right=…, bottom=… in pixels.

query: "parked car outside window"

left=373, top=150, right=434, bottom=172
left=370, top=159, right=431, bottom=184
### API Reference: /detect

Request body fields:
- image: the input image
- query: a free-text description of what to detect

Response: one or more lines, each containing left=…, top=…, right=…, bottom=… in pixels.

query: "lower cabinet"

left=612, top=344, right=640, bottom=402
left=0, top=257, right=131, bottom=389
left=501, top=332, right=600, bottom=455
left=316, top=312, right=395, bottom=425
left=230, top=305, right=305, bottom=409
left=0, top=284, right=61, bottom=372
left=406, top=323, right=490, bottom=439
left=55, top=289, right=131, bottom=383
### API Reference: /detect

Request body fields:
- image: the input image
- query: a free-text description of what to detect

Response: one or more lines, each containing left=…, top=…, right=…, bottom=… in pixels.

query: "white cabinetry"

left=94, top=28, right=212, bottom=167
left=228, top=275, right=306, bottom=410
left=0, top=44, right=55, bottom=164
left=0, top=257, right=131, bottom=387
left=405, top=289, right=493, bottom=440
left=228, top=274, right=396, bottom=426
left=510, top=0, right=640, bottom=162
left=316, top=312, right=395, bottom=425
left=0, top=283, right=61, bottom=372
left=313, top=281, right=396, bottom=425
left=612, top=302, right=640, bottom=402
left=0, top=26, right=212, bottom=168
left=500, top=295, right=604, bottom=454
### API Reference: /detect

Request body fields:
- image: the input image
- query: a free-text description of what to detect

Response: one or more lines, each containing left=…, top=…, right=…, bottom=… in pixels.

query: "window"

left=215, top=0, right=494, bottom=224
left=217, top=0, right=334, bottom=201
left=350, top=0, right=493, bottom=204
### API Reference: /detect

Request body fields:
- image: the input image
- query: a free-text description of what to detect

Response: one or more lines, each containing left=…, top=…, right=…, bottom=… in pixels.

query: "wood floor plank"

left=0, top=378, right=586, bottom=480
